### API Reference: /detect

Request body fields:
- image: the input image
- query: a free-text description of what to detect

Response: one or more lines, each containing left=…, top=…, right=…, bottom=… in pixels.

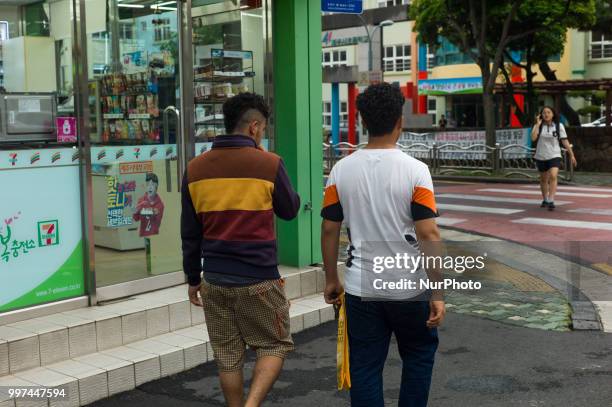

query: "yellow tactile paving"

left=592, top=263, right=612, bottom=277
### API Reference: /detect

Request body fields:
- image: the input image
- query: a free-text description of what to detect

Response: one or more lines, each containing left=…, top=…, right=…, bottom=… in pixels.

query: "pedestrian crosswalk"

left=435, top=217, right=467, bottom=226
left=437, top=203, right=524, bottom=215
left=521, top=185, right=612, bottom=193
left=434, top=183, right=612, bottom=238
left=478, top=188, right=612, bottom=198
left=437, top=193, right=571, bottom=206
left=433, top=182, right=612, bottom=268
left=512, top=218, right=612, bottom=231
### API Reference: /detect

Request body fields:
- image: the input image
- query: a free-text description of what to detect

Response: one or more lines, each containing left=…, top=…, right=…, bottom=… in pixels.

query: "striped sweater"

left=181, top=135, right=300, bottom=286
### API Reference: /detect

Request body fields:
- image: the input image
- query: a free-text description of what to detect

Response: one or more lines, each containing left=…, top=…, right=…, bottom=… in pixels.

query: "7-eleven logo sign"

left=38, top=220, right=59, bottom=247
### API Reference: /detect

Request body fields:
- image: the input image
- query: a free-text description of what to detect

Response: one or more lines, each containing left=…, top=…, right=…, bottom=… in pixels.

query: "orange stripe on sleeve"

left=412, top=186, right=437, bottom=213
left=323, top=184, right=340, bottom=208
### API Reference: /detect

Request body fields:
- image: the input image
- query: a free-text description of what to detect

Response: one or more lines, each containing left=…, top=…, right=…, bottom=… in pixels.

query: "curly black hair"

left=222, top=92, right=270, bottom=134
left=356, top=83, right=405, bottom=137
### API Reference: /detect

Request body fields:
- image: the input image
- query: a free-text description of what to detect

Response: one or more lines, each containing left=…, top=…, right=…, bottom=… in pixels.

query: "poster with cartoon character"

left=132, top=172, right=165, bottom=237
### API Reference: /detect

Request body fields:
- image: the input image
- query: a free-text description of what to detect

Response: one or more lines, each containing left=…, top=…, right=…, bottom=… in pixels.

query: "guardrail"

left=323, top=142, right=574, bottom=181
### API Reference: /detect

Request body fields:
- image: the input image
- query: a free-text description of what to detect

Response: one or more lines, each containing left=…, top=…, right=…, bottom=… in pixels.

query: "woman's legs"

left=539, top=171, right=550, bottom=203
left=548, top=167, right=559, bottom=204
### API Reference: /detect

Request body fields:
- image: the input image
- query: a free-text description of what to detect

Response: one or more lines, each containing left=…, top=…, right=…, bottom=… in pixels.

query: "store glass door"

left=191, top=0, right=270, bottom=152
left=86, top=0, right=188, bottom=296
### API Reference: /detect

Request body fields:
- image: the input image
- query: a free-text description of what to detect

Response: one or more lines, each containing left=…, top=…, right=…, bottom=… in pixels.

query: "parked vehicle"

left=582, top=117, right=606, bottom=127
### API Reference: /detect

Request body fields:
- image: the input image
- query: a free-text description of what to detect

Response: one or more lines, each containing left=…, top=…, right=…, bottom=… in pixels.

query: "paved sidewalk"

left=338, top=228, right=600, bottom=332
left=90, top=315, right=612, bottom=407
left=571, top=172, right=612, bottom=187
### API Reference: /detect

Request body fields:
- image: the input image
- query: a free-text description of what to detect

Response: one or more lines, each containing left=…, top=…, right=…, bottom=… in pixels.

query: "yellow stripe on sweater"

left=189, top=178, right=274, bottom=212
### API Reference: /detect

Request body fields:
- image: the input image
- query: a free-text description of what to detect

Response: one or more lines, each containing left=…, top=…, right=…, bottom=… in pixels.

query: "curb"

left=439, top=226, right=603, bottom=332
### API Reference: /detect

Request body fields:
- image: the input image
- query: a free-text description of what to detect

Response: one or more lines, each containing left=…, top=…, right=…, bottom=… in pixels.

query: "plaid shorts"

left=201, top=278, right=294, bottom=372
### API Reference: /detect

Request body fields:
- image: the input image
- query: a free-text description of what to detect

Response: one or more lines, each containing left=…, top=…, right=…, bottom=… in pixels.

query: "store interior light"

left=118, top=4, right=145, bottom=8
left=156, top=1, right=176, bottom=6
left=153, top=6, right=177, bottom=11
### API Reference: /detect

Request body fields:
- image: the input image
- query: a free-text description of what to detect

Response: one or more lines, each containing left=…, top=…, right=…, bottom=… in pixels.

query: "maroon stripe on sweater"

left=200, top=209, right=275, bottom=241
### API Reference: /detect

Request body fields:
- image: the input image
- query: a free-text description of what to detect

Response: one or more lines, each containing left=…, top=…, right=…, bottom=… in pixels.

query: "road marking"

left=521, top=185, right=612, bottom=193
left=512, top=217, right=612, bottom=231
left=479, top=188, right=612, bottom=198
left=568, top=208, right=612, bottom=216
left=437, top=193, right=571, bottom=206
left=438, top=203, right=524, bottom=215
left=436, top=217, right=467, bottom=226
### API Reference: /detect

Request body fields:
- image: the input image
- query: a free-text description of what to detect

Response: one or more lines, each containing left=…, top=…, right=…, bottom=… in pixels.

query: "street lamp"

left=357, top=17, right=394, bottom=71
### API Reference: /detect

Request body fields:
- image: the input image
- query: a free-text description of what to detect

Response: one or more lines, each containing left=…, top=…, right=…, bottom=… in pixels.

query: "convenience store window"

left=85, top=0, right=270, bottom=297
left=0, top=0, right=87, bottom=314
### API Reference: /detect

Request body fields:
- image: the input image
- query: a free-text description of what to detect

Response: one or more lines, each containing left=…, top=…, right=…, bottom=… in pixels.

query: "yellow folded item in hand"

left=336, top=293, right=351, bottom=390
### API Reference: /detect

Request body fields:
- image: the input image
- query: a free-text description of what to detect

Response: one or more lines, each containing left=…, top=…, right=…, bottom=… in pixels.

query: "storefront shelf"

left=194, top=120, right=224, bottom=126
left=194, top=97, right=229, bottom=104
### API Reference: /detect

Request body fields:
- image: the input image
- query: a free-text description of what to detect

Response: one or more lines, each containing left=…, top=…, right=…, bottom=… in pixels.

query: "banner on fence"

left=398, top=128, right=531, bottom=159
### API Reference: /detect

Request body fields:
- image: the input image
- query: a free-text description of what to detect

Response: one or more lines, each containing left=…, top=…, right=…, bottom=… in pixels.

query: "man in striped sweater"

left=181, top=93, right=300, bottom=407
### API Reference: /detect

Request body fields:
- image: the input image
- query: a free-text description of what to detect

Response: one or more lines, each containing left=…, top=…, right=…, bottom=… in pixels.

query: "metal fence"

left=323, top=142, right=575, bottom=181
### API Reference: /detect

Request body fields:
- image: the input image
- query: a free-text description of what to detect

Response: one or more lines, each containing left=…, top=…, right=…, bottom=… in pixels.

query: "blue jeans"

left=345, top=293, right=439, bottom=407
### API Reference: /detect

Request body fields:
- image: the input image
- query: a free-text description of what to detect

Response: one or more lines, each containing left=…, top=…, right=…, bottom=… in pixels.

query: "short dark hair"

left=146, top=173, right=159, bottom=185
left=356, top=83, right=405, bottom=137
left=222, top=92, right=270, bottom=133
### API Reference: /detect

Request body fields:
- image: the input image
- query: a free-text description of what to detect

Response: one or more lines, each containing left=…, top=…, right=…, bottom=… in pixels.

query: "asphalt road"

left=90, top=312, right=612, bottom=407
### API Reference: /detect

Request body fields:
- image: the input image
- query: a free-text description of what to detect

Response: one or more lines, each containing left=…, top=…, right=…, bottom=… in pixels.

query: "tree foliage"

left=410, top=0, right=596, bottom=141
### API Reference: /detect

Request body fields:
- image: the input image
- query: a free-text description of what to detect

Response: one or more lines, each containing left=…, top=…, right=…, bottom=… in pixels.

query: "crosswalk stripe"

left=512, top=218, right=612, bottom=231
left=438, top=203, right=523, bottom=215
left=437, top=193, right=571, bottom=206
left=521, top=185, right=612, bottom=193
left=479, top=188, right=612, bottom=198
left=568, top=208, right=612, bottom=216
left=436, top=217, right=467, bottom=226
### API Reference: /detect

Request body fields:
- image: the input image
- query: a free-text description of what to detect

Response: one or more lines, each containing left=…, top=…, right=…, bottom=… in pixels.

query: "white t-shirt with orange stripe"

left=322, top=148, right=438, bottom=298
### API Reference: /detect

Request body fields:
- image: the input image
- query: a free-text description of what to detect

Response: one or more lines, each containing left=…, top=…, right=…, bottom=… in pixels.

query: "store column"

left=273, top=0, right=323, bottom=266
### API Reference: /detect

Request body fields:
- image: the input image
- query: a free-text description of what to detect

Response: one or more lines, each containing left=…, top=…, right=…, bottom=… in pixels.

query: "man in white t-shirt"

left=321, top=83, right=445, bottom=407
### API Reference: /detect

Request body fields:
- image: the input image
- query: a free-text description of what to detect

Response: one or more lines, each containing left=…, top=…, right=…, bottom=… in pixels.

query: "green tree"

left=591, top=0, right=612, bottom=33
left=410, top=0, right=595, bottom=145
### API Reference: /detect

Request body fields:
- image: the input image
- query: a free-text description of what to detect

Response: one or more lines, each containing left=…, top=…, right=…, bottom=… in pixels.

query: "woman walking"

left=531, top=106, right=577, bottom=211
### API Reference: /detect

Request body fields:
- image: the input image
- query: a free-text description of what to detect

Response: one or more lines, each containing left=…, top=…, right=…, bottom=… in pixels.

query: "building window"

left=590, top=31, right=612, bottom=59
left=92, top=31, right=109, bottom=41
left=153, top=18, right=172, bottom=42
left=322, top=49, right=348, bottom=67
left=427, top=98, right=436, bottom=113
left=119, top=23, right=134, bottom=41
left=383, top=45, right=411, bottom=72
left=323, top=101, right=348, bottom=127
left=378, top=0, right=410, bottom=7
left=427, top=45, right=435, bottom=70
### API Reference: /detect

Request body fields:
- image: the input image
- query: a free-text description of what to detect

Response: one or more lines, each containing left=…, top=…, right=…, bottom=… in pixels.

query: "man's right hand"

left=188, top=284, right=203, bottom=307
left=324, top=280, right=343, bottom=305
left=426, top=299, right=446, bottom=328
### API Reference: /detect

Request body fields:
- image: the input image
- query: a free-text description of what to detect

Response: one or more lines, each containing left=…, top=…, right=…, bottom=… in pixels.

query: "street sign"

left=321, top=0, right=363, bottom=14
